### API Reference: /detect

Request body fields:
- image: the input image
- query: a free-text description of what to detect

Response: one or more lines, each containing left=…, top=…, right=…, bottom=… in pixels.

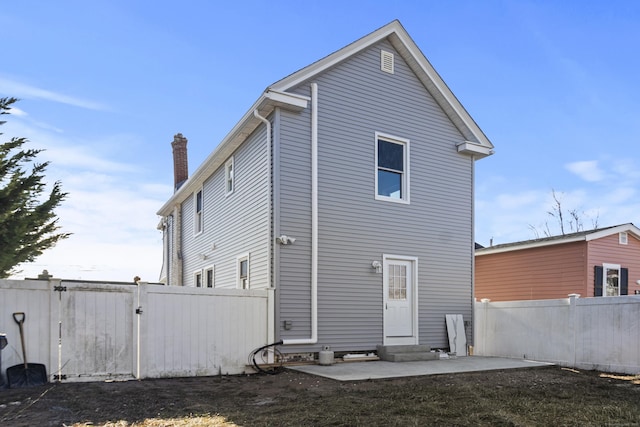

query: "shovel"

left=6, top=312, right=48, bottom=387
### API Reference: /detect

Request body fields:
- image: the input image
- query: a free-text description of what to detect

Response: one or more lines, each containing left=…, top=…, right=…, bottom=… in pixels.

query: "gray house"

left=157, top=20, right=494, bottom=356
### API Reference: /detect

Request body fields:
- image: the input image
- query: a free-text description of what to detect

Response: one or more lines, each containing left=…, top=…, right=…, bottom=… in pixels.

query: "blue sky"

left=2, top=1, right=639, bottom=281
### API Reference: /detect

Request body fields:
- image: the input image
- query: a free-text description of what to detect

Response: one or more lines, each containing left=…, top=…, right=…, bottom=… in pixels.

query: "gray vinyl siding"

left=180, top=125, right=271, bottom=289
left=275, top=107, right=313, bottom=338
left=276, top=40, right=474, bottom=352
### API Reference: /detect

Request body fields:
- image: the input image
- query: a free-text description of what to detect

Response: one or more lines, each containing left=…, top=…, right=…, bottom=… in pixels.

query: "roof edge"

left=157, top=90, right=309, bottom=216
left=476, top=223, right=640, bottom=256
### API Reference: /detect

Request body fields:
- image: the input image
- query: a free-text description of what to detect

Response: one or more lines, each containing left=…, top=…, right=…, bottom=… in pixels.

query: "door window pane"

left=388, top=264, right=407, bottom=300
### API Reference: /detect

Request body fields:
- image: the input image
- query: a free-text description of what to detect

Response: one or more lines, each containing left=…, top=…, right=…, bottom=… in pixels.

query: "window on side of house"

left=194, top=270, right=202, bottom=288
left=205, top=266, right=214, bottom=288
left=194, top=188, right=203, bottom=235
left=237, top=253, right=249, bottom=289
left=619, top=232, right=628, bottom=245
left=375, top=133, right=409, bottom=203
left=594, top=264, right=628, bottom=296
left=225, top=156, right=234, bottom=196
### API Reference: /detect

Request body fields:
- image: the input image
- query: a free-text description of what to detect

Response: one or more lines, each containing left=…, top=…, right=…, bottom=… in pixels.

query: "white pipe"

left=136, top=282, right=141, bottom=379
left=283, top=82, right=318, bottom=345
left=254, top=109, right=275, bottom=349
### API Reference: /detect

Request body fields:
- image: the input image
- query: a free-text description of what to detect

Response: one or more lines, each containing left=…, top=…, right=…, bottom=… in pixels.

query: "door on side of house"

left=383, top=256, right=418, bottom=345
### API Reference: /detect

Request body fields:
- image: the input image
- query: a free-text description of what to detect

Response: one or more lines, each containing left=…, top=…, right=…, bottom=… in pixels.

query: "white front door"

left=383, top=256, right=417, bottom=345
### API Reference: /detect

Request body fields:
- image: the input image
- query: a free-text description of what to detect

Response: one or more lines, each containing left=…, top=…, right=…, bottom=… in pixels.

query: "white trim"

left=236, top=253, right=250, bottom=289
left=457, top=141, right=494, bottom=158
left=375, top=132, right=410, bottom=204
left=602, top=263, right=621, bottom=297
left=382, top=254, right=419, bottom=345
left=225, top=156, right=234, bottom=196
left=193, top=187, right=204, bottom=236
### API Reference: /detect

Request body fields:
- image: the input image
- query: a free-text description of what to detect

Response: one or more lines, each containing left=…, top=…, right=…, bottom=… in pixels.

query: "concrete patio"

left=288, top=356, right=554, bottom=381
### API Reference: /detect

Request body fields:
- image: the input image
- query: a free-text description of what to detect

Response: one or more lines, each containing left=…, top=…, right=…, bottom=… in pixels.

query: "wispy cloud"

left=0, top=76, right=109, bottom=111
left=4, top=112, right=170, bottom=282
left=565, top=160, right=605, bottom=182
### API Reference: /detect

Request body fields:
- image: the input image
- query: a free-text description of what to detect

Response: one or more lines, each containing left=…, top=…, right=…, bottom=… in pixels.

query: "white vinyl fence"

left=0, top=279, right=272, bottom=383
left=474, top=295, right=640, bottom=374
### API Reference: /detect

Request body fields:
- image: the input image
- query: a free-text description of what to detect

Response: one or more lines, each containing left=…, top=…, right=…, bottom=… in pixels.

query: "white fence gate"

left=474, top=295, right=640, bottom=374
left=0, top=279, right=271, bottom=383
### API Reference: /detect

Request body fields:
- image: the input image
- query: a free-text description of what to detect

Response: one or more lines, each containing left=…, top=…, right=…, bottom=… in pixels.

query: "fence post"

left=135, top=282, right=148, bottom=379
left=477, top=298, right=490, bottom=356
left=567, top=294, right=580, bottom=369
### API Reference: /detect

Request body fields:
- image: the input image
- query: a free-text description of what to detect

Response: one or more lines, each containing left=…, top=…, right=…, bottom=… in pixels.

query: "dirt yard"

left=1, top=365, right=639, bottom=426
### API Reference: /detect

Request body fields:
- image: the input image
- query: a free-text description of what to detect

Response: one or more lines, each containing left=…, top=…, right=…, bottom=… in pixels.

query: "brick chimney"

left=171, top=133, right=188, bottom=191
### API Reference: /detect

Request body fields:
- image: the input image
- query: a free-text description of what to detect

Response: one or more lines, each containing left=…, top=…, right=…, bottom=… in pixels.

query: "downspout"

left=283, top=82, right=318, bottom=345
left=253, top=109, right=275, bottom=347
left=173, top=204, right=183, bottom=286
left=470, top=155, right=476, bottom=353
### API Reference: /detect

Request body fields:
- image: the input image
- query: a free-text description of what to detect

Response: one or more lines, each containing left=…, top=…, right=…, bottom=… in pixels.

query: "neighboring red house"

left=475, top=223, right=640, bottom=301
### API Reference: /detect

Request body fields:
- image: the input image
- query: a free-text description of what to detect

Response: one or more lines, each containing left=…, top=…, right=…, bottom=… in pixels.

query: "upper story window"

left=225, top=156, right=234, bottom=196
left=375, top=132, right=409, bottom=204
left=194, top=188, right=203, bottom=235
left=619, top=232, right=628, bottom=245
left=194, top=271, right=202, bottom=288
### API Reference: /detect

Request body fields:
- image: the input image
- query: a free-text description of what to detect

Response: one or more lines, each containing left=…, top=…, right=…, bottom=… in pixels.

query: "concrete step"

left=376, top=344, right=440, bottom=362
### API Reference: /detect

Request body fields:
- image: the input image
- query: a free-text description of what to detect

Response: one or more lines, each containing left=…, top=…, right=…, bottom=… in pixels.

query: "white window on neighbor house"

left=603, top=263, right=621, bottom=297
left=225, top=156, right=234, bottom=195
left=237, top=253, right=249, bottom=289
left=204, top=266, right=215, bottom=288
left=194, top=188, right=203, bottom=235
left=375, top=132, right=409, bottom=203
left=194, top=270, right=202, bottom=288
left=619, top=232, right=628, bottom=245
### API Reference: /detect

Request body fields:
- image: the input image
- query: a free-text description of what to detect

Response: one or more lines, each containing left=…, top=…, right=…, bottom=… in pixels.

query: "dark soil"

left=1, top=365, right=639, bottom=426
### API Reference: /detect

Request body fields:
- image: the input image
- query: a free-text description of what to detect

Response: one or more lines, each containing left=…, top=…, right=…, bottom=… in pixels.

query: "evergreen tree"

left=0, top=97, right=70, bottom=277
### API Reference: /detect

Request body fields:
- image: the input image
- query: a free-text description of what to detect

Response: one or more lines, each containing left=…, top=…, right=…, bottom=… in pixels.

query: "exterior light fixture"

left=371, top=260, right=382, bottom=273
left=277, top=235, right=296, bottom=245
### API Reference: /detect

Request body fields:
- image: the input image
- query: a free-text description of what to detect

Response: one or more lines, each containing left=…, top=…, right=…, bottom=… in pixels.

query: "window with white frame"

left=194, top=188, right=203, bottom=235
left=603, top=263, right=620, bottom=296
left=194, top=271, right=202, bottom=288
left=225, top=156, right=234, bottom=195
left=375, top=133, right=409, bottom=203
left=237, top=254, right=249, bottom=289
left=619, top=232, right=628, bottom=245
left=204, top=266, right=214, bottom=288
left=595, top=263, right=629, bottom=296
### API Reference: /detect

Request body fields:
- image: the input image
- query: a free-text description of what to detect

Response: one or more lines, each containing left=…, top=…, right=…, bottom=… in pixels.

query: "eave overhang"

left=156, top=90, right=309, bottom=216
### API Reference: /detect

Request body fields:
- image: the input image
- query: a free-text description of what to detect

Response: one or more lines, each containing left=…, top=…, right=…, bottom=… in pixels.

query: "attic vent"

left=619, top=232, right=628, bottom=245
left=381, top=50, right=394, bottom=74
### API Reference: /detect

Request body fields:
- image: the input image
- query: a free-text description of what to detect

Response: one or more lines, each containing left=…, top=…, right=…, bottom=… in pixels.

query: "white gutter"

left=283, top=82, right=318, bottom=345
left=253, top=109, right=275, bottom=347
